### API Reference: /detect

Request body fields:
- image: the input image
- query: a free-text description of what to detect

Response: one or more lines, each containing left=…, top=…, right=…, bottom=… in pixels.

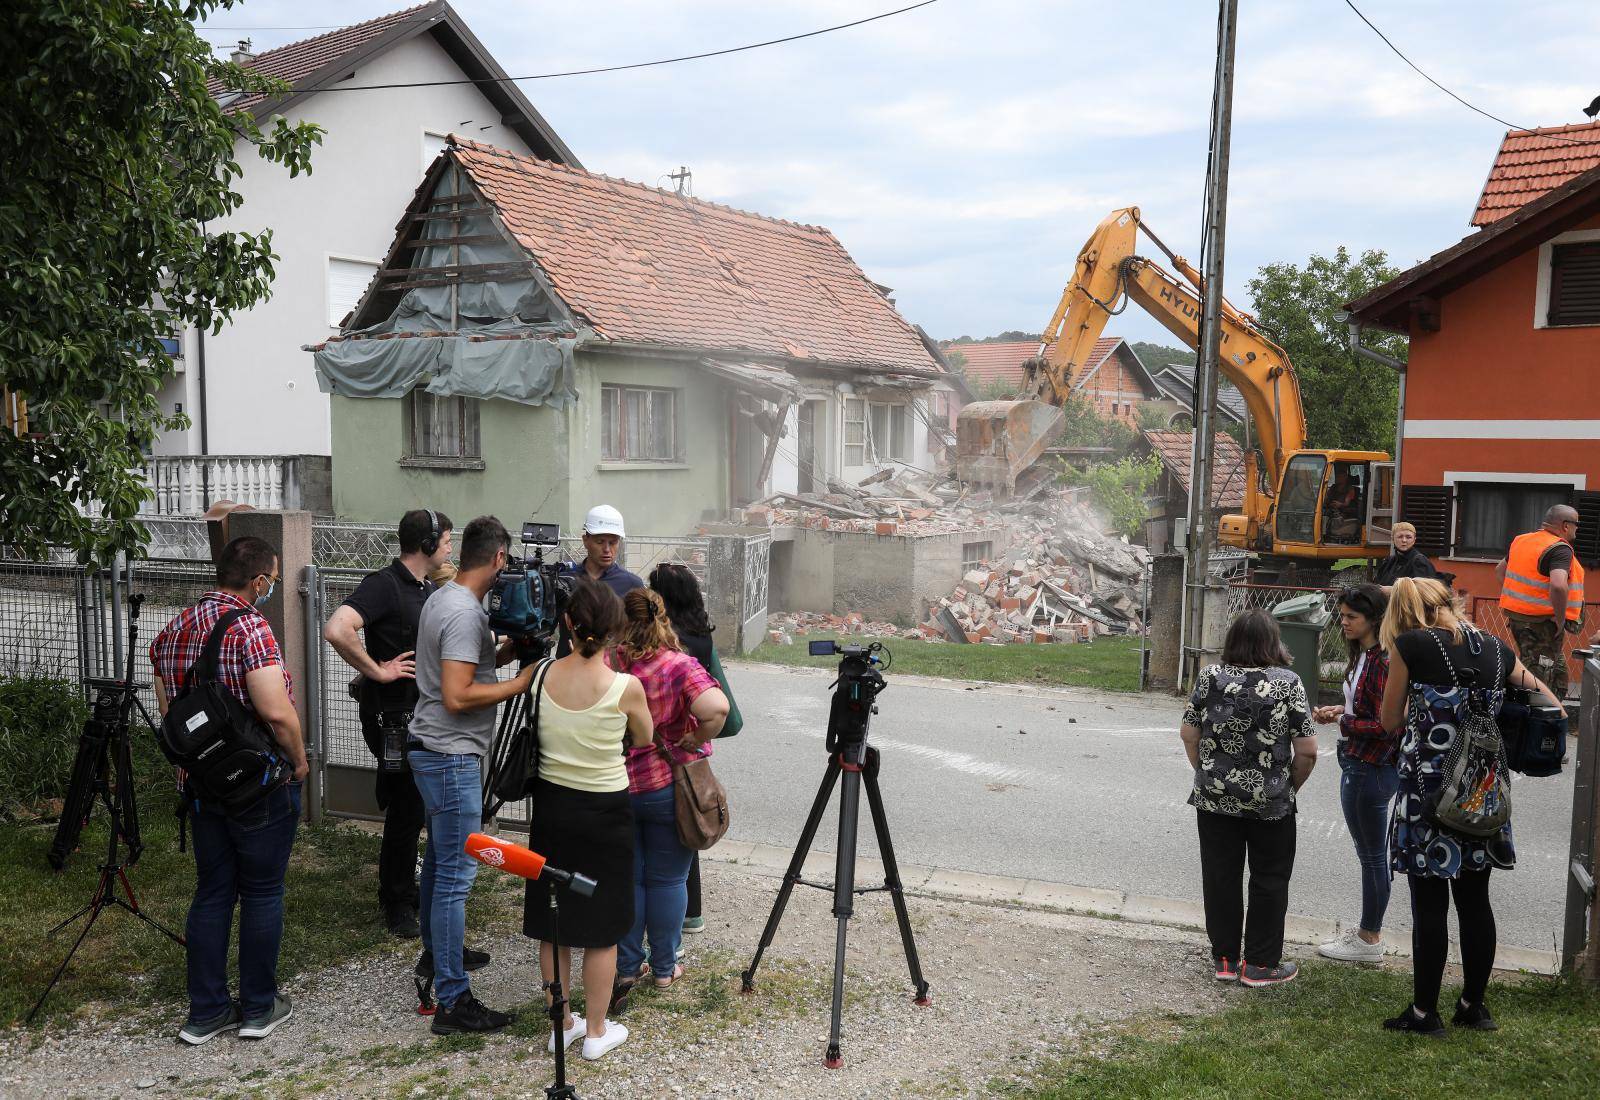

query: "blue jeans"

left=618, top=784, right=695, bottom=980
left=1338, top=752, right=1399, bottom=933
left=409, top=749, right=482, bottom=1008
left=186, top=782, right=301, bottom=1022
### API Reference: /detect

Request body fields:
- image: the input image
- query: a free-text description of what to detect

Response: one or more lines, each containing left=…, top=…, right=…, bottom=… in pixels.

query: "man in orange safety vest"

left=1496, top=504, right=1585, bottom=699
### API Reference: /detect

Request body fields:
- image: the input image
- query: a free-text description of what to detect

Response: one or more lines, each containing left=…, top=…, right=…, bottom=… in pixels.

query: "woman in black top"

left=1378, top=578, right=1562, bottom=1036
left=1374, top=522, right=1438, bottom=588
left=648, top=564, right=719, bottom=937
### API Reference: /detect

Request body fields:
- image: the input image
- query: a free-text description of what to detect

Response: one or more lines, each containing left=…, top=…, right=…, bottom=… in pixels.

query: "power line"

left=1341, top=0, right=1590, bottom=142
left=296, top=1, right=941, bottom=92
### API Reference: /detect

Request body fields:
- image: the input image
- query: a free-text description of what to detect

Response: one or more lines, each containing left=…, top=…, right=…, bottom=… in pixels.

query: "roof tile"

left=1471, top=121, right=1600, bottom=226
left=448, top=139, right=938, bottom=373
left=1142, top=429, right=1246, bottom=510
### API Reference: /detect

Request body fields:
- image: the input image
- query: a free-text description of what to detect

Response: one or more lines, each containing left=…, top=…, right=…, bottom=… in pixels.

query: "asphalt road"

left=714, top=660, right=1577, bottom=953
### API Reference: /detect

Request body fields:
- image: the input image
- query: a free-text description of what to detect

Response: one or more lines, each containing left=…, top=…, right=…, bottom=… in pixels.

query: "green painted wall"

left=329, top=349, right=730, bottom=536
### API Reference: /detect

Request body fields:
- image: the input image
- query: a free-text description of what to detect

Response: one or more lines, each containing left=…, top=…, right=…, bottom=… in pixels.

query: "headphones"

left=419, top=509, right=441, bottom=557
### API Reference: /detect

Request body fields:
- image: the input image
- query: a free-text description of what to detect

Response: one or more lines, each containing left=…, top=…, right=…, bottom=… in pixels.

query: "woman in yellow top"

left=522, top=580, right=653, bottom=1062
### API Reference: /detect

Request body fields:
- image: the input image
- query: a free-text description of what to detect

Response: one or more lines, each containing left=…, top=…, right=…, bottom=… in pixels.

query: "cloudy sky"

left=198, top=0, right=1600, bottom=347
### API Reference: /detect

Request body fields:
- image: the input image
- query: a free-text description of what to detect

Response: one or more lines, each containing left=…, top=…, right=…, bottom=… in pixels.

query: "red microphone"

left=464, top=833, right=596, bottom=896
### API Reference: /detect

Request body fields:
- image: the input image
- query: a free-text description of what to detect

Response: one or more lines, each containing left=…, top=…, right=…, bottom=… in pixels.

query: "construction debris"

left=744, top=467, right=1151, bottom=646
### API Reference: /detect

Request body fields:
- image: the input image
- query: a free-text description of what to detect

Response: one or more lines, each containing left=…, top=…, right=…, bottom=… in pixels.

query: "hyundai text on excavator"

left=954, top=207, right=1395, bottom=577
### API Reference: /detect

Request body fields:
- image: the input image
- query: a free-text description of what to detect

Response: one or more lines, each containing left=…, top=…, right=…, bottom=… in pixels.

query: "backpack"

left=158, top=608, right=290, bottom=816
left=1423, top=627, right=1512, bottom=838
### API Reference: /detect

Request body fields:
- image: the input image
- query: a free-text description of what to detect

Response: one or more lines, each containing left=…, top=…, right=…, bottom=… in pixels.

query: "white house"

left=151, top=2, right=575, bottom=503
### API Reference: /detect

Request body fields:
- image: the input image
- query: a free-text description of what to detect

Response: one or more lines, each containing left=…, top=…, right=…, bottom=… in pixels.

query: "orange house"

left=1347, top=123, right=1600, bottom=643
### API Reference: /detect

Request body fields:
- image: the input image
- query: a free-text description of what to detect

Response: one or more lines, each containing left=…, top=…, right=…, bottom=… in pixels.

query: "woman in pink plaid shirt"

left=610, top=589, right=728, bottom=1006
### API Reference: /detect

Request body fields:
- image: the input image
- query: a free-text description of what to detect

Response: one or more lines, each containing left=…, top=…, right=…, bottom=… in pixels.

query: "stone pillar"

left=226, top=510, right=315, bottom=818
left=1146, top=553, right=1185, bottom=693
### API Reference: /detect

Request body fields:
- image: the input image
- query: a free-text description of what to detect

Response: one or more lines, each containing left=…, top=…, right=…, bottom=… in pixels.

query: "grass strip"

left=736, top=635, right=1144, bottom=692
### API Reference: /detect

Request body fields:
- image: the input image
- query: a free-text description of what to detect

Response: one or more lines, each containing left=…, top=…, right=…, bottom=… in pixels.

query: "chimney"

left=231, top=38, right=255, bottom=65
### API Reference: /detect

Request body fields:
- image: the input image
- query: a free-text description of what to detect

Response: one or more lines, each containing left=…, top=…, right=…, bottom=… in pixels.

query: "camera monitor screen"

left=808, top=640, right=837, bottom=657
left=522, top=522, right=561, bottom=545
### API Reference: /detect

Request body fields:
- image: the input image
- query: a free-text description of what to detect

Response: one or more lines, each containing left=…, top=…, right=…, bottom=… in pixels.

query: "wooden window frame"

left=600, top=384, right=680, bottom=463
left=407, top=389, right=481, bottom=462
left=843, top=396, right=866, bottom=467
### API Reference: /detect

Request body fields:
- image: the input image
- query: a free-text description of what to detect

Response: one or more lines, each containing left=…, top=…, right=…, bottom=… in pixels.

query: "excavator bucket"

left=954, top=399, right=1066, bottom=492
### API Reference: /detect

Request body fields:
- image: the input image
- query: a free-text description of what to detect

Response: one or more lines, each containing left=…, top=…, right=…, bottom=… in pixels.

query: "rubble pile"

left=746, top=467, right=1152, bottom=647
left=764, top=610, right=923, bottom=646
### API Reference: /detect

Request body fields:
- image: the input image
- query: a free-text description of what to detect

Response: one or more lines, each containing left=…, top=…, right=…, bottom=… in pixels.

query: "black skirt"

left=522, top=779, right=635, bottom=948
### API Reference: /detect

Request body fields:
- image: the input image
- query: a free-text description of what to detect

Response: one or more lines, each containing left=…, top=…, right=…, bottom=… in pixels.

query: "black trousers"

left=686, top=852, right=701, bottom=920
left=1196, top=809, right=1297, bottom=968
left=362, top=712, right=427, bottom=909
left=1408, top=870, right=1495, bottom=1014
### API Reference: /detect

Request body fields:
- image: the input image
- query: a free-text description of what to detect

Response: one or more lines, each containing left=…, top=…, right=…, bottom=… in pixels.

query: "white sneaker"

left=581, top=1019, right=628, bottom=1061
left=547, top=1011, right=585, bottom=1054
left=1318, top=927, right=1385, bottom=962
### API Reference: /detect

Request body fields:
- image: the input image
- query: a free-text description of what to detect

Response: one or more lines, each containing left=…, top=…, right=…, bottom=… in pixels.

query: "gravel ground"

left=0, top=861, right=1228, bottom=1099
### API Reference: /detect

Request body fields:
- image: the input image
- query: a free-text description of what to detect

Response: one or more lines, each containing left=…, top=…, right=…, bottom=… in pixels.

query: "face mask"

left=256, top=580, right=276, bottom=606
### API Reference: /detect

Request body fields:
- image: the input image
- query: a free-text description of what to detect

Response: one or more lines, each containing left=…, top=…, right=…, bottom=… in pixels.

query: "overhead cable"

left=292, top=1, right=941, bottom=92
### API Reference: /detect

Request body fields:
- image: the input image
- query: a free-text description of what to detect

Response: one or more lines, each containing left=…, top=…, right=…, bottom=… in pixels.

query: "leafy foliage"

left=1052, top=396, right=1139, bottom=455
left=1128, top=340, right=1193, bottom=369
left=946, top=331, right=1041, bottom=344
left=0, top=677, right=89, bottom=813
left=1060, top=454, right=1162, bottom=539
left=1246, top=248, right=1407, bottom=454
left=2, top=1, right=322, bottom=561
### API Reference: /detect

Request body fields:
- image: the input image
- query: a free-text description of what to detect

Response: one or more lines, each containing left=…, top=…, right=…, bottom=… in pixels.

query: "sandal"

left=653, top=964, right=685, bottom=990
left=608, top=976, right=635, bottom=1016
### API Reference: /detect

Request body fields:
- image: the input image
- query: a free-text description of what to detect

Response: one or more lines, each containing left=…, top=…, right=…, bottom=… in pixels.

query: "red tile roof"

left=1070, top=337, right=1124, bottom=389
left=1471, top=121, right=1600, bottom=227
left=942, top=341, right=1036, bottom=388
left=1142, top=429, right=1246, bottom=510
left=209, top=4, right=434, bottom=114
left=449, top=139, right=940, bottom=373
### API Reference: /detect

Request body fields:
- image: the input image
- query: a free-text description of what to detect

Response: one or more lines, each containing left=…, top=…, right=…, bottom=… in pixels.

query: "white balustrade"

left=137, top=455, right=294, bottom=515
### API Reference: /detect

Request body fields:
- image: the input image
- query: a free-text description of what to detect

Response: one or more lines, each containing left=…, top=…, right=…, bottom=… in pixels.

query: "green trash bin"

left=1272, top=593, right=1332, bottom=704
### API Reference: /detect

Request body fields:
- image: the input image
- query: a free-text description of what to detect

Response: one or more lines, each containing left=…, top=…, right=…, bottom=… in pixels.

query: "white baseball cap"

left=583, top=504, right=626, bottom=538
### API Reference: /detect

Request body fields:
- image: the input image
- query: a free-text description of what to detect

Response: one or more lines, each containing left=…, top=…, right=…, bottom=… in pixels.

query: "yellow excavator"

left=955, top=207, right=1394, bottom=571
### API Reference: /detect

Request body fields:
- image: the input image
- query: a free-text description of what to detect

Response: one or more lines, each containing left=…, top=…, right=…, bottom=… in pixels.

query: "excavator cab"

left=1265, top=451, right=1391, bottom=561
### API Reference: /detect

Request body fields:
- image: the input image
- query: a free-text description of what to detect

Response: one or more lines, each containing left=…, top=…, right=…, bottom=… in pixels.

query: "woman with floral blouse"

left=1180, top=610, right=1320, bottom=987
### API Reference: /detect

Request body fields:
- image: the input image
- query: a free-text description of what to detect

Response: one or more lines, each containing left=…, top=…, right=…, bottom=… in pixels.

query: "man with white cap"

left=556, top=505, right=644, bottom=656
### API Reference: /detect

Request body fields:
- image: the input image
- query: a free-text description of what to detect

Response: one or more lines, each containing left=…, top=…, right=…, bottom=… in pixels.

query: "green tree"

left=1128, top=340, right=1194, bottom=369
left=2, top=1, right=322, bottom=561
left=1246, top=248, right=1407, bottom=454
left=1050, top=395, right=1138, bottom=455
left=1060, top=454, right=1162, bottom=539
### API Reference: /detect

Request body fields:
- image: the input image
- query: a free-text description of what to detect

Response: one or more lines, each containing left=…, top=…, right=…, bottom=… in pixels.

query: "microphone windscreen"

left=464, top=833, right=546, bottom=880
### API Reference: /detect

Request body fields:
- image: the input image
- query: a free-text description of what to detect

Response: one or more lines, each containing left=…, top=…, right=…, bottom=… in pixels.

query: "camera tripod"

left=741, top=642, right=930, bottom=1069
left=31, top=595, right=185, bottom=1023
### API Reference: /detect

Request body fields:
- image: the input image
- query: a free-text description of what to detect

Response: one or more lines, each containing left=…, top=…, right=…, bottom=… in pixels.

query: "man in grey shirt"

left=407, top=516, right=535, bottom=1034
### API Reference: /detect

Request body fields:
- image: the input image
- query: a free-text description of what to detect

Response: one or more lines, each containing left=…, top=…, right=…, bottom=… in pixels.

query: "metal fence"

left=1226, top=582, right=1346, bottom=693
left=1471, top=597, right=1600, bottom=691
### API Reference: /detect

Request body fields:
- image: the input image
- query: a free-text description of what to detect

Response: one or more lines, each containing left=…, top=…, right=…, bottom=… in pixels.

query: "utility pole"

left=1179, top=0, right=1239, bottom=690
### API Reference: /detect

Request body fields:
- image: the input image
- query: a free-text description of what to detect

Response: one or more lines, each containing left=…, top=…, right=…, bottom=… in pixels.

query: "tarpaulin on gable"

left=310, top=178, right=582, bottom=408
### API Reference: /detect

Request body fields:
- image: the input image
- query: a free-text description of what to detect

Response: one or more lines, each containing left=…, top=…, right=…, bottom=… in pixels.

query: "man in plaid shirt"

left=150, top=536, right=308, bottom=1047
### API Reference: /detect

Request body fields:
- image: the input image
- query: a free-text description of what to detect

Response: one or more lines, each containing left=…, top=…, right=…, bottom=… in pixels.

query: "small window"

left=328, top=257, right=379, bottom=328
left=1549, top=242, right=1600, bottom=327
left=601, top=385, right=679, bottom=462
left=867, top=401, right=909, bottom=463
left=962, top=541, right=993, bottom=572
left=409, top=390, right=481, bottom=459
left=843, top=397, right=866, bottom=466
left=1276, top=454, right=1327, bottom=544
left=1455, top=481, right=1571, bottom=559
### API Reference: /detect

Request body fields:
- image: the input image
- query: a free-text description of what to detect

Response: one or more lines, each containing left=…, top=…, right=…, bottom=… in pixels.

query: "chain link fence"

left=1226, top=582, right=1347, bottom=694
left=1470, top=597, right=1600, bottom=691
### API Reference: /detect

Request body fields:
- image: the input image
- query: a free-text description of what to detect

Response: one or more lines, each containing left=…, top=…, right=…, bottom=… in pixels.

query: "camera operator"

left=555, top=505, right=642, bottom=656
left=409, top=515, right=537, bottom=1034
left=149, top=536, right=309, bottom=1046
left=322, top=509, right=450, bottom=939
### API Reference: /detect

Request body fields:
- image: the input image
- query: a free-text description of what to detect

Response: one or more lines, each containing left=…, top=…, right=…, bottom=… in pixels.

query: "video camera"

left=809, top=639, right=890, bottom=763
left=486, top=521, right=574, bottom=645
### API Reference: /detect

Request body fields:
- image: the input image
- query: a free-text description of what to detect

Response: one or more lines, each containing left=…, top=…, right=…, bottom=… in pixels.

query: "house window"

left=1548, top=242, right=1600, bottom=327
left=409, top=390, right=481, bottom=459
left=1454, top=481, right=1572, bottom=559
left=328, top=256, right=379, bottom=328
left=962, top=541, right=993, bottom=572
left=843, top=397, right=866, bottom=466
left=868, top=401, right=909, bottom=463
left=601, top=385, right=679, bottom=462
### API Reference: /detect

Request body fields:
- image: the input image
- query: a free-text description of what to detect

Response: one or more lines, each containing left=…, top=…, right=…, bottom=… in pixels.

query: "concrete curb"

left=705, top=840, right=1560, bottom=976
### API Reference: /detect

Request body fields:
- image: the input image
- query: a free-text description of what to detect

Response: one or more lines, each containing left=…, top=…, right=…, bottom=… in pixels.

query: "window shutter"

left=1549, top=242, right=1600, bottom=327
left=1400, top=484, right=1453, bottom=557
left=1576, top=490, right=1600, bottom=569
left=328, top=258, right=379, bottom=328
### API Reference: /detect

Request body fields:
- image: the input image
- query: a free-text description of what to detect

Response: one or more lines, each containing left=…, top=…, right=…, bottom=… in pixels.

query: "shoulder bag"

left=659, top=740, right=730, bottom=850
left=706, top=646, right=743, bottom=738
left=489, top=658, right=554, bottom=809
left=157, top=608, right=290, bottom=816
left=1424, top=628, right=1513, bottom=837
left=1498, top=686, right=1567, bottom=777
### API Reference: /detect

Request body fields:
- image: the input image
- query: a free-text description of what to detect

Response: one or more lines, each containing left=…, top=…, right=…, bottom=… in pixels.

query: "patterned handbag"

left=1424, top=628, right=1512, bottom=838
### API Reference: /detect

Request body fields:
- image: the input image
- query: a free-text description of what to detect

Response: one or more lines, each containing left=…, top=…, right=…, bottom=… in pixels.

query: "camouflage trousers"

left=1505, top=612, right=1568, bottom=699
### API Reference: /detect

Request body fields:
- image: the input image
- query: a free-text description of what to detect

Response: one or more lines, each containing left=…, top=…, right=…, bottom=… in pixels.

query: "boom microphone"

left=464, top=833, right=597, bottom=897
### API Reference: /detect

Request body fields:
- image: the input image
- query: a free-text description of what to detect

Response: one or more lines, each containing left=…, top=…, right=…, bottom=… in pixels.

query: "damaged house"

left=309, top=138, right=960, bottom=538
